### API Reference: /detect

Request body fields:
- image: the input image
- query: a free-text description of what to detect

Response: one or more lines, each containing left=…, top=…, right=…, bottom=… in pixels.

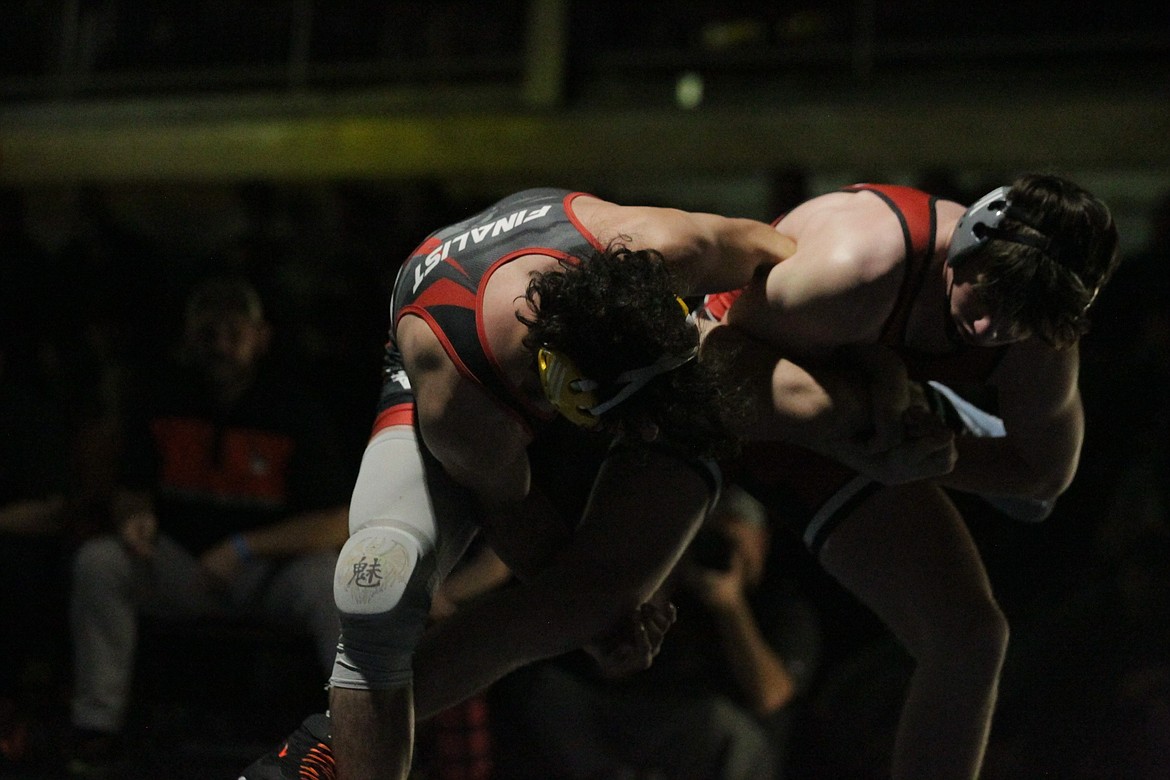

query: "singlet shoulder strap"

left=841, top=184, right=938, bottom=345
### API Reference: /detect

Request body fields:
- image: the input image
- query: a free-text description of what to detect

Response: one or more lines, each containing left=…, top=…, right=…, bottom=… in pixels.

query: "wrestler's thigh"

left=350, top=425, right=479, bottom=582
left=816, top=482, right=994, bottom=651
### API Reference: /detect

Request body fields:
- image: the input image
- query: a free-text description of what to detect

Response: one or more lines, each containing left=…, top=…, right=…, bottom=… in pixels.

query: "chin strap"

left=538, top=295, right=700, bottom=428
left=583, top=346, right=699, bottom=418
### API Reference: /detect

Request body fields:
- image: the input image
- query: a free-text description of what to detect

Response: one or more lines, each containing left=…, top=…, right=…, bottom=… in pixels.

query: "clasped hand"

left=584, top=597, right=678, bottom=679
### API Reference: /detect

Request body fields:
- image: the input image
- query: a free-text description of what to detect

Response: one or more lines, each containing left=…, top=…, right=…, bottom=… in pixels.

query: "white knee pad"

left=330, top=525, right=435, bottom=690
left=334, top=526, right=426, bottom=615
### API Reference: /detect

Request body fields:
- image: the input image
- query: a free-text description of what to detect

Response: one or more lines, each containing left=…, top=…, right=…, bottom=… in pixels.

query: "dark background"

left=2, top=2, right=1169, bottom=777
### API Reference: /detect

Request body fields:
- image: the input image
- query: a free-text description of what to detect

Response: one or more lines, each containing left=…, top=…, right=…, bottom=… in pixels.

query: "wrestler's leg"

left=817, top=481, right=1008, bottom=780
left=329, top=425, right=478, bottom=780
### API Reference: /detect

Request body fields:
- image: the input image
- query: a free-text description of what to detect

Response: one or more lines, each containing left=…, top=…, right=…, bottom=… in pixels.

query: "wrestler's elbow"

left=988, top=458, right=1066, bottom=504
left=1029, top=444, right=1081, bottom=502
left=1035, top=469, right=1076, bottom=504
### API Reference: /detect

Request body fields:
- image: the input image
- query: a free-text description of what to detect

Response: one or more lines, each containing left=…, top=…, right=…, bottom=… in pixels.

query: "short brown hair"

left=971, top=173, right=1120, bottom=348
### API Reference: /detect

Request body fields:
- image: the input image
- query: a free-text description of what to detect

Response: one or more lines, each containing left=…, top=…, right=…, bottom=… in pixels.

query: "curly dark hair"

left=518, top=242, right=742, bottom=460
left=969, top=173, right=1121, bottom=349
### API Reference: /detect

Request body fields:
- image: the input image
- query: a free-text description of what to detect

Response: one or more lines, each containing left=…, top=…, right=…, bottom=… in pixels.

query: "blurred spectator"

left=494, top=485, right=821, bottom=779
left=0, top=336, right=73, bottom=771
left=0, top=188, right=76, bottom=771
left=65, top=275, right=353, bottom=776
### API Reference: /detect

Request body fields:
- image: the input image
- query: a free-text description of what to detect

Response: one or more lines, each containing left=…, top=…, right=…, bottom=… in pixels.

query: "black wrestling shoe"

left=238, top=712, right=334, bottom=780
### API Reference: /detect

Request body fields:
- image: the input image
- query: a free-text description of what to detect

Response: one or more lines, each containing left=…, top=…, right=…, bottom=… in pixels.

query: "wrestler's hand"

left=833, top=343, right=914, bottom=455
left=831, top=401, right=957, bottom=485
left=584, top=599, right=678, bottom=679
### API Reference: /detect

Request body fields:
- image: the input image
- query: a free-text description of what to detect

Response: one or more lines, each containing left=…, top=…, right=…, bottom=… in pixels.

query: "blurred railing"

left=1, top=0, right=1165, bottom=105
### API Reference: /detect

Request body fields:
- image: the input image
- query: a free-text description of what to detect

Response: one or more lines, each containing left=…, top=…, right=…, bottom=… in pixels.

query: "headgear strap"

left=581, top=346, right=699, bottom=418
left=537, top=296, right=698, bottom=428
left=949, top=187, right=1099, bottom=312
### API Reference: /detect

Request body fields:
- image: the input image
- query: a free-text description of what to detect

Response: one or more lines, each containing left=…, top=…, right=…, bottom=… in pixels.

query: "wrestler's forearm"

left=938, top=435, right=1077, bottom=502
left=410, top=557, right=642, bottom=719
left=701, top=325, right=871, bottom=446
left=711, top=218, right=797, bottom=287
left=764, top=358, right=873, bottom=445
left=413, top=448, right=710, bottom=719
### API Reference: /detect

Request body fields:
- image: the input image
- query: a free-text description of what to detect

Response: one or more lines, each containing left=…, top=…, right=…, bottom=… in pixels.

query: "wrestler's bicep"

left=728, top=257, right=877, bottom=353
left=990, top=342, right=1085, bottom=493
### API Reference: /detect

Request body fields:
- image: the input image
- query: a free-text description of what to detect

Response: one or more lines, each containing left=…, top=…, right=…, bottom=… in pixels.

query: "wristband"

left=229, top=533, right=255, bottom=563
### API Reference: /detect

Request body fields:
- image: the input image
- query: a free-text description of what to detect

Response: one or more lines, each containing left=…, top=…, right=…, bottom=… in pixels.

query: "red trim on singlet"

left=564, top=192, right=606, bottom=252
left=702, top=289, right=744, bottom=322
left=841, top=184, right=937, bottom=345
left=410, top=276, right=477, bottom=311
left=395, top=305, right=479, bottom=381
left=844, top=184, right=933, bottom=259
left=413, top=235, right=441, bottom=257
left=371, top=403, right=416, bottom=436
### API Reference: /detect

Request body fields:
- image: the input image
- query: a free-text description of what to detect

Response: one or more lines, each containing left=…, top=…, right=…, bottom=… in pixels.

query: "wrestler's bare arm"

left=940, top=339, right=1085, bottom=502
left=719, top=196, right=955, bottom=482
left=699, top=322, right=954, bottom=484
left=701, top=322, right=869, bottom=444
left=411, top=446, right=712, bottom=719
left=730, top=193, right=907, bottom=353
left=577, top=198, right=796, bottom=293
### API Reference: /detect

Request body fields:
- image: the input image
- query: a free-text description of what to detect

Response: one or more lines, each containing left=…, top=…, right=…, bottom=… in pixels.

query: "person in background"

left=494, top=483, right=820, bottom=780
left=0, top=335, right=73, bottom=772
left=66, top=275, right=352, bottom=775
